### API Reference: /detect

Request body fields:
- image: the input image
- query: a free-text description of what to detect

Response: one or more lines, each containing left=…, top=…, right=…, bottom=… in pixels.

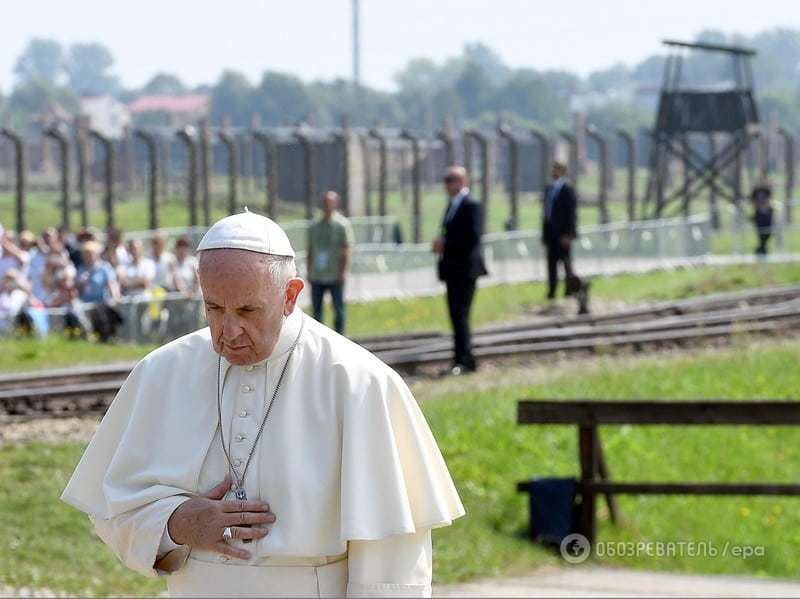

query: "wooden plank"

left=518, top=400, right=800, bottom=426
left=583, top=481, right=800, bottom=495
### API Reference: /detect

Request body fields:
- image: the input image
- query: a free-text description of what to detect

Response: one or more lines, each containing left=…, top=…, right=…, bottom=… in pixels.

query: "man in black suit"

left=542, top=160, right=579, bottom=300
left=433, top=166, right=488, bottom=375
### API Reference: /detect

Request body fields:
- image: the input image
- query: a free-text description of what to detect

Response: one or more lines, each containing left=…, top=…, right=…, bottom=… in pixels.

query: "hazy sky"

left=1, top=0, right=797, bottom=92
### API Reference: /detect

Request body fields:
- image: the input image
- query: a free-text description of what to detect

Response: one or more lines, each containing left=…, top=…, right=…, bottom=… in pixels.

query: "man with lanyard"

left=432, top=166, right=487, bottom=375
left=307, top=191, right=354, bottom=334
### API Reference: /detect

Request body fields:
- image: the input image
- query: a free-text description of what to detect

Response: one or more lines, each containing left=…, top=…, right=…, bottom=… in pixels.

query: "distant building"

left=80, top=95, right=131, bottom=138
left=127, top=94, right=209, bottom=127
left=29, top=101, right=72, bottom=129
left=569, top=87, right=637, bottom=112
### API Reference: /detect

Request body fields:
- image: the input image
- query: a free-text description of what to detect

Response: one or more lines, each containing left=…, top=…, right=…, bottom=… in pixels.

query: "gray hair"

left=263, top=254, right=297, bottom=292
left=197, top=250, right=297, bottom=293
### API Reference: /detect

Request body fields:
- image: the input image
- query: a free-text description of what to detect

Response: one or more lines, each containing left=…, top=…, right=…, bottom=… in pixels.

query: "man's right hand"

left=166, top=475, right=276, bottom=560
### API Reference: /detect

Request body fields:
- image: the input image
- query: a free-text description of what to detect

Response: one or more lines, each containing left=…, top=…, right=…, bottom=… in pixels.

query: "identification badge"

left=315, top=251, right=329, bottom=270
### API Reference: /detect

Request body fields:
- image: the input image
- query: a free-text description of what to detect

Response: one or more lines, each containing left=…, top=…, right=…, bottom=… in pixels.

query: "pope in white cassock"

left=61, top=211, right=465, bottom=598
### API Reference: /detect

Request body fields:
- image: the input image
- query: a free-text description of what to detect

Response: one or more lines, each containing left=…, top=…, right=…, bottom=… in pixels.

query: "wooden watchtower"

left=643, top=40, right=761, bottom=218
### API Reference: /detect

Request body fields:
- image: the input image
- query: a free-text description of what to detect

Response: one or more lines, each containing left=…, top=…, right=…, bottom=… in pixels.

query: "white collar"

left=450, top=187, right=470, bottom=203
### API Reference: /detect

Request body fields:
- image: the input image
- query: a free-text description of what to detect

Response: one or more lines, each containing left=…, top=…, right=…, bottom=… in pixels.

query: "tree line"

left=2, top=28, right=800, bottom=134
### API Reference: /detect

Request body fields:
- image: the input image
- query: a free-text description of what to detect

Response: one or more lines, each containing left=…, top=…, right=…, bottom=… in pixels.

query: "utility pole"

left=352, top=0, right=361, bottom=88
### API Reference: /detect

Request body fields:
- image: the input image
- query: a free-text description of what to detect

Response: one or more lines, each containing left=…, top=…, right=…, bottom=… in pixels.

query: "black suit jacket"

left=542, top=182, right=578, bottom=246
left=438, top=194, right=488, bottom=282
left=753, top=205, right=774, bottom=230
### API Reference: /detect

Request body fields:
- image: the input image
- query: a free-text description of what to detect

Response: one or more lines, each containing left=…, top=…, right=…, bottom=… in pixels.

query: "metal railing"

left=709, top=198, right=800, bottom=255
left=16, top=292, right=206, bottom=345
left=311, top=214, right=713, bottom=300
left=1, top=214, right=743, bottom=344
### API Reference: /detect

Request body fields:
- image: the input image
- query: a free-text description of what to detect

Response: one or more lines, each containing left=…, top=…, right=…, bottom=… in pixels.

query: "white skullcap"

left=196, top=209, right=295, bottom=258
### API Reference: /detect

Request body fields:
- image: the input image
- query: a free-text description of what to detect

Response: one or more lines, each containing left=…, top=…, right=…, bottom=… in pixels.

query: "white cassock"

left=61, top=306, right=465, bottom=597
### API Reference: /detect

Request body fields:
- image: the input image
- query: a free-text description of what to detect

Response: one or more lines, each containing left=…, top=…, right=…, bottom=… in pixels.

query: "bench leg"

left=595, top=435, right=620, bottom=525
left=578, top=425, right=598, bottom=545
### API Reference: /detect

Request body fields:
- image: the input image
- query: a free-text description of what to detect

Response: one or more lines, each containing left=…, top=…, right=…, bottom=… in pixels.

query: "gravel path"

left=434, top=565, right=800, bottom=597
left=0, top=586, right=68, bottom=598
left=0, top=416, right=98, bottom=446
left=5, top=566, right=800, bottom=597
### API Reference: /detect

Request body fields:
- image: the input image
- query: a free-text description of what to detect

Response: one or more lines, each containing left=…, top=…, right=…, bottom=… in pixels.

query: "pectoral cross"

left=232, top=483, right=252, bottom=543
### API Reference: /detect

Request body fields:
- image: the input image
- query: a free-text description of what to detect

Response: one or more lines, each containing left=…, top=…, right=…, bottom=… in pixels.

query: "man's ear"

left=284, top=278, right=305, bottom=315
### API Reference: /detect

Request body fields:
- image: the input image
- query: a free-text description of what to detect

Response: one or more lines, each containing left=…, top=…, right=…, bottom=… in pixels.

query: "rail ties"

left=0, top=362, right=136, bottom=391
left=376, top=298, right=800, bottom=366
left=382, top=317, right=800, bottom=369
left=359, top=283, right=800, bottom=355
left=0, top=380, right=126, bottom=421
left=2, top=285, right=800, bottom=420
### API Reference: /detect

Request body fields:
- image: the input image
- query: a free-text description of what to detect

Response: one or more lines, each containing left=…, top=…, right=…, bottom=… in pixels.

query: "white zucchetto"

left=196, top=209, right=295, bottom=258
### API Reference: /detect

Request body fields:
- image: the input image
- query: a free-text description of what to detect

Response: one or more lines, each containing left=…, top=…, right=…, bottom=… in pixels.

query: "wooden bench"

left=517, top=400, right=800, bottom=545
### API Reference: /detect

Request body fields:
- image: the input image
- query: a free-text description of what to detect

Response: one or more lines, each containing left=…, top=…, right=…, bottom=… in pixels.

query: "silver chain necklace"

left=216, top=314, right=305, bottom=502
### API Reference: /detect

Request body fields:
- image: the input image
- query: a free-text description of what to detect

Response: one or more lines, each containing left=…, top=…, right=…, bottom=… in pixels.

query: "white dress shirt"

left=545, top=177, right=566, bottom=221
left=444, top=187, right=470, bottom=224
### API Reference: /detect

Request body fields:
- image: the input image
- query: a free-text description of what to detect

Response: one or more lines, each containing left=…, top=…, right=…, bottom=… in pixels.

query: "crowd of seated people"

left=0, top=222, right=200, bottom=340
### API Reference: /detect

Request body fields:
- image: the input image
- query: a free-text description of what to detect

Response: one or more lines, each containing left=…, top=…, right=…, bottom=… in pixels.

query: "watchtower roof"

left=662, top=39, right=757, bottom=56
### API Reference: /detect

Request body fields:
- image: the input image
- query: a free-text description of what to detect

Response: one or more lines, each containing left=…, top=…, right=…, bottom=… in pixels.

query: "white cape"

left=61, top=309, right=465, bottom=555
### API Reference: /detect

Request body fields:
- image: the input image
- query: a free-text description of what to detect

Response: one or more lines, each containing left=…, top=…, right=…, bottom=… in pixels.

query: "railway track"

left=358, top=283, right=800, bottom=352
left=2, top=284, right=800, bottom=422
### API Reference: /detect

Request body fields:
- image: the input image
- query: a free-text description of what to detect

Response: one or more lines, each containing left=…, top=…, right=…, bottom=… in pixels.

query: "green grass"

left=587, top=261, right=800, bottom=302
left=0, top=337, right=156, bottom=373
left=2, top=339, right=800, bottom=595
left=1, top=261, right=798, bottom=374
left=425, top=338, right=800, bottom=583
left=711, top=227, right=800, bottom=255
left=0, top=441, right=166, bottom=597
left=344, top=261, right=800, bottom=337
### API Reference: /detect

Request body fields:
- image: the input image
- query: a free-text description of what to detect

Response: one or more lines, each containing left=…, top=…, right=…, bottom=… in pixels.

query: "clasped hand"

left=167, top=474, right=276, bottom=560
